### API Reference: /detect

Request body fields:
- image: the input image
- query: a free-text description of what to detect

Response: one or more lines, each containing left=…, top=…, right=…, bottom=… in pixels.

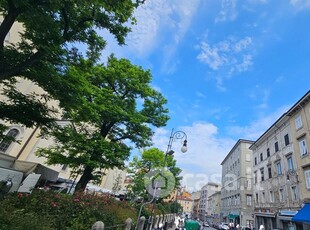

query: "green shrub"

left=0, top=190, right=137, bottom=229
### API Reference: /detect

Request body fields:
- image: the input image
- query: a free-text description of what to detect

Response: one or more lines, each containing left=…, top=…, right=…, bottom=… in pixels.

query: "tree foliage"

left=127, top=148, right=182, bottom=201
left=0, top=0, right=143, bottom=135
left=0, top=0, right=140, bottom=80
left=37, top=55, right=169, bottom=192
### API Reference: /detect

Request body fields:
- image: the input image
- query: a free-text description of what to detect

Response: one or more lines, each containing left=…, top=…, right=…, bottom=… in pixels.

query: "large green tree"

left=127, top=148, right=182, bottom=201
left=0, top=0, right=140, bottom=80
left=37, top=55, right=169, bottom=192
left=0, top=0, right=143, bottom=136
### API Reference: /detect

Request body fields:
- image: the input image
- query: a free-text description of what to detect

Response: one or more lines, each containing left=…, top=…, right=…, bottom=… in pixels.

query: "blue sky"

left=100, top=0, right=310, bottom=191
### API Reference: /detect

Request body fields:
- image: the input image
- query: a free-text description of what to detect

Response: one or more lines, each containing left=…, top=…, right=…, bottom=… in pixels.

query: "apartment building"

left=250, top=111, right=302, bottom=229
left=191, top=191, right=201, bottom=219
left=177, top=192, right=193, bottom=217
left=207, top=191, right=221, bottom=225
left=286, top=91, right=310, bottom=226
left=199, top=182, right=221, bottom=221
left=221, top=139, right=254, bottom=228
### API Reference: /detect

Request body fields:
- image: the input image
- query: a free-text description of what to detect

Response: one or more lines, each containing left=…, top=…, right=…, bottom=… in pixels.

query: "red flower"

left=52, top=202, right=57, bottom=207
left=17, top=193, right=23, bottom=198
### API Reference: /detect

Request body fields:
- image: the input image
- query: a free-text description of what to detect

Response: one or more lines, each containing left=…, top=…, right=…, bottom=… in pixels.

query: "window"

left=0, top=128, right=19, bottom=153
left=262, top=192, right=265, bottom=203
left=246, top=154, right=251, bottom=162
left=254, top=157, right=257, bottom=165
left=268, top=166, right=272, bottom=179
left=295, top=115, right=302, bottom=129
left=254, top=172, right=257, bottom=184
left=260, top=153, right=263, bottom=161
left=279, top=189, right=285, bottom=202
left=284, top=134, right=290, bottom=146
left=276, top=162, right=282, bottom=176
left=269, top=191, right=274, bottom=203
left=255, top=193, right=259, bottom=203
left=245, top=179, right=251, bottom=189
left=267, top=148, right=270, bottom=157
left=287, top=156, right=294, bottom=171
left=61, top=164, right=68, bottom=171
left=291, top=186, right=298, bottom=201
left=246, top=195, right=252, bottom=206
left=299, top=138, right=308, bottom=156
left=275, top=142, right=279, bottom=152
left=260, top=168, right=264, bottom=181
left=305, top=170, right=310, bottom=189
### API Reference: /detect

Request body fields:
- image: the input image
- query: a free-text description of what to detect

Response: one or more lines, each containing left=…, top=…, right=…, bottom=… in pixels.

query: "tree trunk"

left=75, top=166, right=93, bottom=193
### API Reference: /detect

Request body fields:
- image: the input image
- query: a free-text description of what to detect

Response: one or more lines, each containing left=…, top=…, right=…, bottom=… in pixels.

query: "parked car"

left=239, top=226, right=251, bottom=230
left=203, top=222, right=210, bottom=227
left=220, top=223, right=230, bottom=230
left=214, top=222, right=221, bottom=229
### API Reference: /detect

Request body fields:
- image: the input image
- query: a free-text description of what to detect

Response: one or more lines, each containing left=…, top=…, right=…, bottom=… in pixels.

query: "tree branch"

left=0, top=0, right=23, bottom=49
left=111, top=135, right=130, bottom=142
left=61, top=9, right=69, bottom=39
left=0, top=49, right=45, bottom=80
left=100, top=122, right=114, bottom=138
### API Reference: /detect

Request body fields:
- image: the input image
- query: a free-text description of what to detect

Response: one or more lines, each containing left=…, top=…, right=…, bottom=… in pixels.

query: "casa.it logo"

left=144, top=167, right=175, bottom=198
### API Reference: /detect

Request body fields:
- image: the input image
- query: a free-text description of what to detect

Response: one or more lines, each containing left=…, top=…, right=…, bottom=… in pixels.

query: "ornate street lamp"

left=164, top=128, right=188, bottom=167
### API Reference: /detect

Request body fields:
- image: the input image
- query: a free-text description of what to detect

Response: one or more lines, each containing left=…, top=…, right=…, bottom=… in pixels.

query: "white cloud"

left=236, top=54, right=253, bottom=72
left=152, top=122, right=236, bottom=191
left=197, top=42, right=227, bottom=70
left=234, top=37, right=252, bottom=52
left=125, top=0, right=200, bottom=59
left=276, top=75, right=285, bottom=83
left=215, top=0, right=238, bottom=23
left=226, top=106, right=289, bottom=140
left=197, top=36, right=254, bottom=75
left=196, top=92, right=207, bottom=98
left=290, top=0, right=310, bottom=10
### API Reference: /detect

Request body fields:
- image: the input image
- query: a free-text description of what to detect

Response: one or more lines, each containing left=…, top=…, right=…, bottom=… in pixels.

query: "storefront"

left=254, top=212, right=277, bottom=229
left=278, top=210, right=298, bottom=230
left=292, top=203, right=310, bottom=230
left=228, top=213, right=240, bottom=226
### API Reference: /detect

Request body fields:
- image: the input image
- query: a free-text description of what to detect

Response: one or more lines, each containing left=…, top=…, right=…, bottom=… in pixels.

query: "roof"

left=177, top=195, right=193, bottom=201
left=221, top=139, right=254, bottom=165
left=250, top=90, right=310, bottom=150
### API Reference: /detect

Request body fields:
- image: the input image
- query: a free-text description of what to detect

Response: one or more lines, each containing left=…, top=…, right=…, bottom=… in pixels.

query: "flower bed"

left=0, top=189, right=137, bottom=230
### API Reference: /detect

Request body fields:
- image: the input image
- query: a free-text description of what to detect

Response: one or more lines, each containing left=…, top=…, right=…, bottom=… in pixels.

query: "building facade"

left=221, top=139, right=254, bottom=228
left=286, top=91, right=310, bottom=203
left=250, top=111, right=303, bottom=229
left=286, top=91, right=310, bottom=228
left=177, top=192, right=193, bottom=217
left=199, top=182, right=221, bottom=221
left=207, top=191, right=221, bottom=225
left=191, top=191, right=201, bottom=219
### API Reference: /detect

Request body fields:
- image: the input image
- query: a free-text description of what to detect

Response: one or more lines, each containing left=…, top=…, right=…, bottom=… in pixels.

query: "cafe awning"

left=292, top=204, right=310, bottom=223
left=12, top=160, right=59, bottom=182
left=228, top=214, right=239, bottom=219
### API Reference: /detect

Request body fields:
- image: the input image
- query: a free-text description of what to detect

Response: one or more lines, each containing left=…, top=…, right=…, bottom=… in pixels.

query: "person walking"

left=259, top=224, right=265, bottom=230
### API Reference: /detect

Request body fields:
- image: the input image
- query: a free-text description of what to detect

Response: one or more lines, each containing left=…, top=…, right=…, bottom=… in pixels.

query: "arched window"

left=0, top=128, right=19, bottom=153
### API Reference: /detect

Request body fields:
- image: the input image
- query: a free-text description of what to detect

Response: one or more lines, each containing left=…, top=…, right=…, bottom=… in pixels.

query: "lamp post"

left=164, top=128, right=188, bottom=167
